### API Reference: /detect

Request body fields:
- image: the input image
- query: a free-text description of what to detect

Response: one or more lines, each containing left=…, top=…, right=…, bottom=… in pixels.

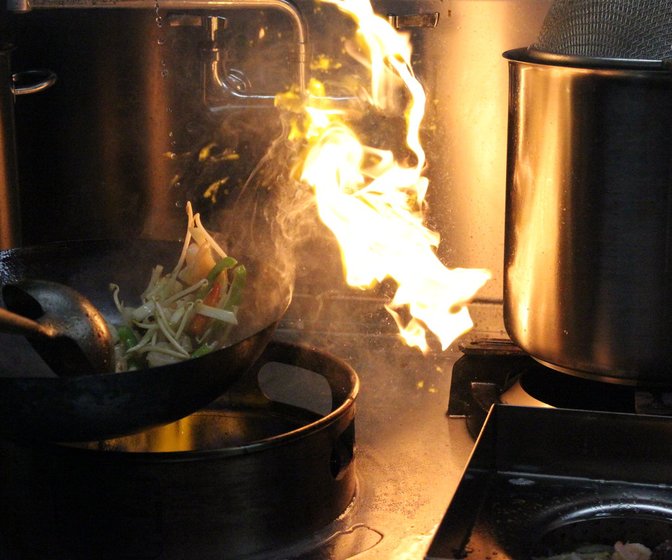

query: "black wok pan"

left=0, top=238, right=291, bottom=442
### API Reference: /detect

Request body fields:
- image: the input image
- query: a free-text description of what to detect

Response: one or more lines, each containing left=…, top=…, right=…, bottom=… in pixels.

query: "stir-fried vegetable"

left=536, top=541, right=654, bottom=560
left=109, top=202, right=246, bottom=371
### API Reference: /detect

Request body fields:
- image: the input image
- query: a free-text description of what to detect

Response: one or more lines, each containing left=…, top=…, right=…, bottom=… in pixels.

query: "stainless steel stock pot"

left=503, top=48, right=672, bottom=386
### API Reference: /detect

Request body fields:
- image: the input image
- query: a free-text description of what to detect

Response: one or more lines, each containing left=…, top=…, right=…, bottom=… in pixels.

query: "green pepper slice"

left=223, top=265, right=247, bottom=310
left=195, top=257, right=238, bottom=299
left=191, top=343, right=215, bottom=358
left=117, top=325, right=145, bottom=369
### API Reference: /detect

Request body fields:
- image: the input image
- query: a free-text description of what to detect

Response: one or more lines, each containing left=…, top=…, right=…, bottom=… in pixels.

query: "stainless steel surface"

left=17, top=0, right=308, bottom=102
left=6, top=0, right=30, bottom=12
left=0, top=1, right=560, bottom=556
left=270, top=296, right=504, bottom=559
left=5, top=0, right=553, bottom=301
left=0, top=295, right=483, bottom=558
left=404, top=0, right=552, bottom=300
left=0, top=279, right=114, bottom=376
left=0, top=49, right=55, bottom=250
left=274, top=315, right=478, bottom=559
left=429, top=404, right=672, bottom=559
left=503, top=48, right=672, bottom=386
left=0, top=45, right=21, bottom=249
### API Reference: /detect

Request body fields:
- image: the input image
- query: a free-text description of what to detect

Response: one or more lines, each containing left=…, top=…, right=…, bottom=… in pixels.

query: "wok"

left=0, top=238, right=291, bottom=442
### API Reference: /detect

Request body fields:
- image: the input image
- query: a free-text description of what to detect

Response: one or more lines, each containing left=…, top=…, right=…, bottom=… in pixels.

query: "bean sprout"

left=109, top=202, right=247, bottom=371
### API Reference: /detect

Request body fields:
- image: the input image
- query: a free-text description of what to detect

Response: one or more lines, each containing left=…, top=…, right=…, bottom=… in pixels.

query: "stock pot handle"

left=12, top=69, right=57, bottom=95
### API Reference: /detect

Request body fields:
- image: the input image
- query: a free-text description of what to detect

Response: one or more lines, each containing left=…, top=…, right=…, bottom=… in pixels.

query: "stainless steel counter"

left=0, top=294, right=496, bottom=560
left=271, top=297, right=504, bottom=559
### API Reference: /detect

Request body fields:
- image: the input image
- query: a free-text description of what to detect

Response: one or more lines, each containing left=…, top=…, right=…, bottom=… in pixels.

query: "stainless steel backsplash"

left=5, top=0, right=551, bottom=304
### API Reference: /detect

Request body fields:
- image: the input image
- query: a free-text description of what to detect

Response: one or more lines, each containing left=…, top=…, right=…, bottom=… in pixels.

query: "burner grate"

left=450, top=338, right=672, bottom=438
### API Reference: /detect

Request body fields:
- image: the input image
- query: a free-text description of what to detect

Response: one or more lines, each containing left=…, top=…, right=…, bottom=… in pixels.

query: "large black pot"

left=0, top=341, right=359, bottom=560
left=503, top=48, right=672, bottom=386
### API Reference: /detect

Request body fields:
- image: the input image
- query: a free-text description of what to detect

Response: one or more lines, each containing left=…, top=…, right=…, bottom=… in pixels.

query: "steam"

left=166, top=0, right=490, bottom=351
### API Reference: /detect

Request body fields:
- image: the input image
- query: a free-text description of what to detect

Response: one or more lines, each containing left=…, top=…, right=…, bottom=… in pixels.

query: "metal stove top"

left=277, top=294, right=672, bottom=558
left=448, top=338, right=672, bottom=440
left=12, top=290, right=672, bottom=559
left=267, top=294, right=487, bottom=559
left=0, top=293, right=488, bottom=560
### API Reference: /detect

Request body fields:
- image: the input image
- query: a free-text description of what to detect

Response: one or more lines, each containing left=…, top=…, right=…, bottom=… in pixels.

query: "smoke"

left=203, top=111, right=340, bottom=330
left=161, top=1, right=418, bottom=334
left=183, top=5, right=371, bottom=312
left=211, top=117, right=311, bottom=287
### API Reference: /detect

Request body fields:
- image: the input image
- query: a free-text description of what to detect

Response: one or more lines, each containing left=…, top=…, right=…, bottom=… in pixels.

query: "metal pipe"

left=200, top=13, right=279, bottom=108
left=17, top=0, right=307, bottom=95
left=7, top=0, right=30, bottom=12
left=0, top=48, right=22, bottom=249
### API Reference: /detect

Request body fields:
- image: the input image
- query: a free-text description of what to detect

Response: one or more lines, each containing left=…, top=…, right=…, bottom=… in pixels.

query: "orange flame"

left=296, top=0, right=490, bottom=351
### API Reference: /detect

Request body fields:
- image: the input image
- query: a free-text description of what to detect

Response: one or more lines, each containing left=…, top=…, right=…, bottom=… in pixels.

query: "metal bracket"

left=387, top=12, right=439, bottom=30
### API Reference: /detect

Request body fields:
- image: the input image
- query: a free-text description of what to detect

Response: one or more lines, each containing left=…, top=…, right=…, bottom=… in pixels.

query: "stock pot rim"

left=504, top=46, right=672, bottom=73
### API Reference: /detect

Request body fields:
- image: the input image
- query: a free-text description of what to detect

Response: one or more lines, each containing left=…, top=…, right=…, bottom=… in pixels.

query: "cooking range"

left=449, top=338, right=672, bottom=440
left=2, top=0, right=672, bottom=559
left=0, top=294, right=489, bottom=560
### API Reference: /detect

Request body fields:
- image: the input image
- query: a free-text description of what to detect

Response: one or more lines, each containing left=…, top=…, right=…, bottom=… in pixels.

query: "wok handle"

left=0, top=307, right=54, bottom=339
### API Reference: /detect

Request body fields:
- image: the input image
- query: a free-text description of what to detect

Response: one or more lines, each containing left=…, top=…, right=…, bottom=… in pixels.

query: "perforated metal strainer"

left=532, top=0, right=672, bottom=62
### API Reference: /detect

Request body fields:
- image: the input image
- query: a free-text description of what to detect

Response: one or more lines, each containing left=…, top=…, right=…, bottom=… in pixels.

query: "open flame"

left=289, top=0, right=491, bottom=351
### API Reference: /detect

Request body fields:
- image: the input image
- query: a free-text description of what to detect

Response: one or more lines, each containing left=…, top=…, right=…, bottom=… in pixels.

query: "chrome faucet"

left=10, top=0, right=308, bottom=109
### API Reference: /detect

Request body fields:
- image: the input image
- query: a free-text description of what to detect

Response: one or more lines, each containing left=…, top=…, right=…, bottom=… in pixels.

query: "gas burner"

left=449, top=338, right=672, bottom=438
left=429, top=404, right=672, bottom=560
